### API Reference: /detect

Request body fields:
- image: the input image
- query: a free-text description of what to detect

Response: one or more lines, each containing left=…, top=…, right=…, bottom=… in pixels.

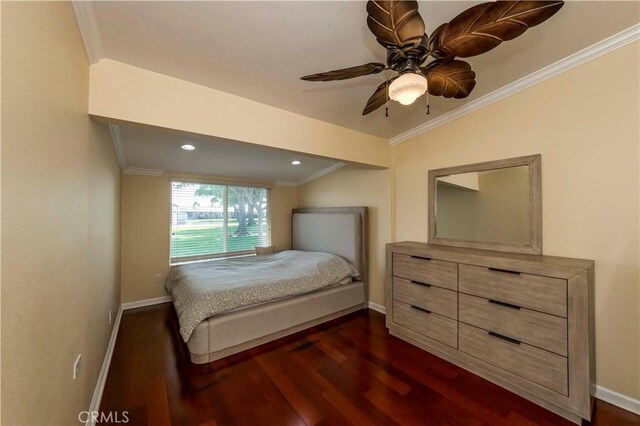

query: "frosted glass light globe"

left=389, top=73, right=428, bottom=105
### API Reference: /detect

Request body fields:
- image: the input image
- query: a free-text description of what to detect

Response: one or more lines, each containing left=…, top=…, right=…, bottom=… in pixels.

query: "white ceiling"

left=116, top=124, right=344, bottom=186
left=84, top=1, right=639, bottom=139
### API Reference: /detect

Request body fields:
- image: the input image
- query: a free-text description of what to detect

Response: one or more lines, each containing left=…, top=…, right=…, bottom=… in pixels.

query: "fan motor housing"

left=386, top=37, right=429, bottom=71
left=395, top=58, right=421, bottom=75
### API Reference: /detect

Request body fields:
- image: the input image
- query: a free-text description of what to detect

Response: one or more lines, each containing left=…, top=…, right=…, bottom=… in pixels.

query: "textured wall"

left=1, top=2, right=122, bottom=423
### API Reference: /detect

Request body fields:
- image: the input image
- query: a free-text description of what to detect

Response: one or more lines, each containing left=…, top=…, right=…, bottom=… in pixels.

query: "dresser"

left=385, top=242, right=594, bottom=424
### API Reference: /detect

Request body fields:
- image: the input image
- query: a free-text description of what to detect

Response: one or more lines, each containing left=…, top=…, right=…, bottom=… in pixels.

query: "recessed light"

left=181, top=144, right=196, bottom=151
left=291, top=160, right=302, bottom=165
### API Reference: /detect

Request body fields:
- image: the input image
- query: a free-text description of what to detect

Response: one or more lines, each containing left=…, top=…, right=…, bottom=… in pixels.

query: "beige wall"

left=120, top=174, right=298, bottom=303
left=120, top=174, right=170, bottom=303
left=89, top=59, right=391, bottom=168
left=394, top=42, right=639, bottom=399
left=270, top=185, right=299, bottom=252
left=1, top=2, right=121, bottom=424
left=297, top=166, right=392, bottom=306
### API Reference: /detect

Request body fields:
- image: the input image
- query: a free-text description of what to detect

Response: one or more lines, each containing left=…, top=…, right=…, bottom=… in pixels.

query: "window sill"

left=170, top=252, right=256, bottom=267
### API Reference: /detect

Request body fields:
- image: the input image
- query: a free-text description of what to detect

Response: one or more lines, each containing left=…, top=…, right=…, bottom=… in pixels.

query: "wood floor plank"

left=291, top=348, right=393, bottom=425
left=99, top=305, right=640, bottom=426
left=259, top=346, right=355, bottom=426
left=308, top=327, right=414, bottom=396
left=255, top=353, right=325, bottom=425
left=331, top=322, right=517, bottom=424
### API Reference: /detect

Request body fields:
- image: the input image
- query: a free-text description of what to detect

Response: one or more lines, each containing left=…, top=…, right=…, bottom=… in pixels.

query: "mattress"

left=166, top=250, right=359, bottom=341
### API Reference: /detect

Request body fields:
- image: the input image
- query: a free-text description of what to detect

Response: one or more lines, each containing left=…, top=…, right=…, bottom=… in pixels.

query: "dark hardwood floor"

left=100, top=304, right=639, bottom=425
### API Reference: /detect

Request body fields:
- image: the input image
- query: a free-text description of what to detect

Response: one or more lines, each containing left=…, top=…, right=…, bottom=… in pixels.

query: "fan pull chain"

left=385, top=79, right=389, bottom=118
left=426, top=89, right=430, bottom=116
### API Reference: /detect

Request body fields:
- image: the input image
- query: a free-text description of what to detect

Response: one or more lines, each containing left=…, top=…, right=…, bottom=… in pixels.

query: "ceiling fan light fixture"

left=300, top=0, right=564, bottom=115
left=389, top=73, right=428, bottom=106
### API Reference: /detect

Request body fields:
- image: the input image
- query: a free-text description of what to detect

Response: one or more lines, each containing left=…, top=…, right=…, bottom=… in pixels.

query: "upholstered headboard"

left=292, top=207, right=368, bottom=284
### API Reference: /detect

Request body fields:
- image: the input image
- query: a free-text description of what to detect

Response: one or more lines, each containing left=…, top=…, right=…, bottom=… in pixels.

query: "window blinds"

left=170, top=181, right=271, bottom=264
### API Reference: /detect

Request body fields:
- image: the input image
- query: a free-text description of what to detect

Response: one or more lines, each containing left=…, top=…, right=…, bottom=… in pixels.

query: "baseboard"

left=121, top=295, right=172, bottom=310
left=86, top=306, right=123, bottom=426
left=368, top=301, right=386, bottom=314
left=85, top=296, right=171, bottom=425
left=592, top=384, right=640, bottom=415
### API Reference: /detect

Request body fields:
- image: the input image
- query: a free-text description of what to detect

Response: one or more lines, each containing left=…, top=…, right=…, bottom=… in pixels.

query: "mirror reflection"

left=435, top=166, right=530, bottom=244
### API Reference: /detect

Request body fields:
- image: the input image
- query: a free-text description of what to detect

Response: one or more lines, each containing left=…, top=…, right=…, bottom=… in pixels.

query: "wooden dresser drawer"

left=459, top=323, right=568, bottom=395
left=393, top=253, right=457, bottom=291
left=393, top=300, right=457, bottom=348
left=393, top=277, right=457, bottom=320
left=459, top=294, right=567, bottom=356
left=459, top=264, right=567, bottom=317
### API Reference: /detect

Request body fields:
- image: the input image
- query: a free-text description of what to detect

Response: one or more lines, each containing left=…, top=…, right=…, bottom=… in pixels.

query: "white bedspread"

left=166, top=250, right=359, bottom=341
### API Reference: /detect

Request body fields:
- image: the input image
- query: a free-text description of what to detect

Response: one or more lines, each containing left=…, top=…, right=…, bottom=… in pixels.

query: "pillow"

left=255, top=245, right=275, bottom=255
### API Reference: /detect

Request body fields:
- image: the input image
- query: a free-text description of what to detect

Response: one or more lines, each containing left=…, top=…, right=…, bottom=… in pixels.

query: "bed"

left=166, top=207, right=368, bottom=364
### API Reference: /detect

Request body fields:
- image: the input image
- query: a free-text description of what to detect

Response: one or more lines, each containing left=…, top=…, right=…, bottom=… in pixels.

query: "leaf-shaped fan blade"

left=436, top=1, right=564, bottom=58
left=425, top=60, right=476, bottom=99
left=366, top=0, right=425, bottom=48
left=362, top=77, right=397, bottom=115
left=301, top=62, right=386, bottom=82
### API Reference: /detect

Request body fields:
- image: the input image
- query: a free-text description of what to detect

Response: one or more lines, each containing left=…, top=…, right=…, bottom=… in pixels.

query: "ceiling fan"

left=301, top=1, right=564, bottom=116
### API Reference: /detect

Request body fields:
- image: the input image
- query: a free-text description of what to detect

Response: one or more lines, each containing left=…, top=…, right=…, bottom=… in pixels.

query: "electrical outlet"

left=73, top=354, right=82, bottom=380
left=109, top=310, right=112, bottom=325
left=155, top=273, right=163, bottom=285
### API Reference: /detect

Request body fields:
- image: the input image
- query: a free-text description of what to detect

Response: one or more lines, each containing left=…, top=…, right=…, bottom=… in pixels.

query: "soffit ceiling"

left=88, top=1, right=639, bottom=139
left=117, top=124, right=344, bottom=186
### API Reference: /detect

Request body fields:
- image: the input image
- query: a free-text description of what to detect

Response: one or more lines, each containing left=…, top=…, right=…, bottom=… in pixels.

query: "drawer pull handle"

left=410, top=305, right=431, bottom=314
left=411, top=255, right=431, bottom=261
left=488, top=331, right=521, bottom=345
left=489, top=299, right=521, bottom=310
left=488, top=267, right=521, bottom=275
left=411, top=280, right=431, bottom=288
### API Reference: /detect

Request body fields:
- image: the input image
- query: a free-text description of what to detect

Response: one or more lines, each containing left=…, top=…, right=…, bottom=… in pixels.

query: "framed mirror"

left=428, top=154, right=541, bottom=255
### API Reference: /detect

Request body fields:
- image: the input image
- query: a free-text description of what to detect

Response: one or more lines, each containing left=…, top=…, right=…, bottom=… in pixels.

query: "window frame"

left=169, top=178, right=271, bottom=265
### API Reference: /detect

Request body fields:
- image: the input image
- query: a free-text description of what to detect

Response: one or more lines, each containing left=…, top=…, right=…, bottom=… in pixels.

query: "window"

left=170, top=181, right=270, bottom=264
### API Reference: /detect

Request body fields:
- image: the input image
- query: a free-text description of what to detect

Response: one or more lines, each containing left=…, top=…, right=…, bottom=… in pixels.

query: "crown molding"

left=389, top=23, right=640, bottom=146
left=275, top=163, right=346, bottom=188
left=297, top=163, right=346, bottom=187
left=108, top=124, right=127, bottom=171
left=123, top=167, right=166, bottom=176
left=72, top=1, right=105, bottom=64
left=275, top=181, right=298, bottom=187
